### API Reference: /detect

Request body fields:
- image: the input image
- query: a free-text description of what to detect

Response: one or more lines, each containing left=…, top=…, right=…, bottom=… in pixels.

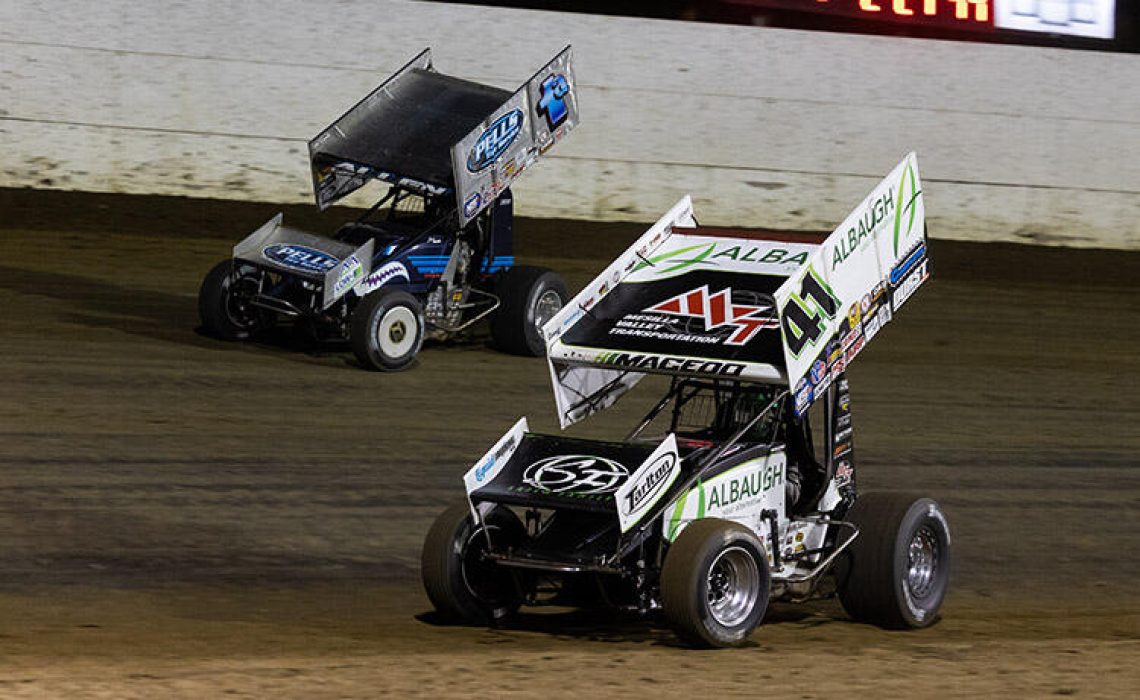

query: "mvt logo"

left=467, top=109, right=523, bottom=172
left=647, top=285, right=779, bottom=346
left=262, top=245, right=339, bottom=274
left=536, top=73, right=570, bottom=130
left=523, top=455, right=628, bottom=495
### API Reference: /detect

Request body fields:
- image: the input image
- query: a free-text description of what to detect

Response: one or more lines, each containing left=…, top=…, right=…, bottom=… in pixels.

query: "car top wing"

left=774, top=152, right=929, bottom=416
left=542, top=152, right=929, bottom=429
left=308, top=46, right=578, bottom=221
left=541, top=196, right=819, bottom=428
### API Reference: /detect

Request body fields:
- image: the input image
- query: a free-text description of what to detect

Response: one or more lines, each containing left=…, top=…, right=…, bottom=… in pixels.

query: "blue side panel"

left=405, top=255, right=514, bottom=275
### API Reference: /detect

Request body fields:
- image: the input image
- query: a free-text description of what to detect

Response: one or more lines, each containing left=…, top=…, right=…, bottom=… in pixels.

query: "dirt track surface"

left=1, top=189, right=1138, bottom=697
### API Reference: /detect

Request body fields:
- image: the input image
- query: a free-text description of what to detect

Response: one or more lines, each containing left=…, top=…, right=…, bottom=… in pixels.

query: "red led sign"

left=736, top=0, right=996, bottom=31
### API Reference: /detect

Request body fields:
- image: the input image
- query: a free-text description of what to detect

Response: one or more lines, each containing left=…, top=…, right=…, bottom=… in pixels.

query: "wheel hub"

left=389, top=320, right=406, bottom=343
left=706, top=546, right=760, bottom=628
left=906, top=525, right=940, bottom=599
left=532, top=289, right=563, bottom=330
left=226, top=275, right=263, bottom=329
left=376, top=306, right=417, bottom=359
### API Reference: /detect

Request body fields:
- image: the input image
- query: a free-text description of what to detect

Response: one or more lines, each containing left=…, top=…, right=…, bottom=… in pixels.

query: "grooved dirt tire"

left=661, top=518, right=771, bottom=648
left=490, top=266, right=568, bottom=356
left=198, top=259, right=270, bottom=341
left=421, top=502, right=525, bottom=625
left=837, top=492, right=952, bottom=629
left=350, top=288, right=425, bottom=371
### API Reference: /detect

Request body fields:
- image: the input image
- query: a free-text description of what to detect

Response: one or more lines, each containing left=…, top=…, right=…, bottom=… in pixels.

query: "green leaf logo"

left=633, top=243, right=717, bottom=274
left=892, top=159, right=923, bottom=256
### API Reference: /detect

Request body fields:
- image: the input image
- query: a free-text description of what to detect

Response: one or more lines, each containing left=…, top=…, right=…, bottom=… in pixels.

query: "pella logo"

left=467, top=109, right=523, bottom=172
left=263, top=245, right=339, bottom=273
left=647, top=285, right=779, bottom=345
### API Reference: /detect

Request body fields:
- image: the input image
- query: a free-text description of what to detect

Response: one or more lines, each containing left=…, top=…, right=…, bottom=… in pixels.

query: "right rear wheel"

left=836, top=492, right=951, bottom=629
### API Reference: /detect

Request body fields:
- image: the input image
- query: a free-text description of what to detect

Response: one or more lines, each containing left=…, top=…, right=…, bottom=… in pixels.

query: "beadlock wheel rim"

left=906, top=524, right=940, bottom=600
left=706, top=545, right=760, bottom=628
left=532, top=289, right=563, bottom=330
left=225, top=274, right=262, bottom=329
left=377, top=306, right=416, bottom=358
left=460, top=524, right=511, bottom=606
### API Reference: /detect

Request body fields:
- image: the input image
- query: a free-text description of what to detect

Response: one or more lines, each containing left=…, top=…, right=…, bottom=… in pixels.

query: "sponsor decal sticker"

left=794, top=382, right=813, bottom=413
left=810, top=359, right=827, bottom=385
left=889, top=243, right=927, bottom=286
left=832, top=187, right=896, bottom=271
left=523, top=455, right=629, bottom=495
left=474, top=435, right=518, bottom=483
left=263, top=245, right=339, bottom=274
left=892, top=259, right=929, bottom=311
left=616, top=439, right=681, bottom=532
left=536, top=73, right=571, bottom=130
left=467, top=109, right=523, bottom=172
left=893, top=157, right=923, bottom=256
left=835, top=459, right=853, bottom=486
left=628, top=285, right=778, bottom=346
left=463, top=192, right=482, bottom=219
left=597, top=351, right=745, bottom=377
left=845, top=333, right=866, bottom=362
left=706, top=461, right=784, bottom=511
left=633, top=241, right=809, bottom=277
left=863, top=312, right=883, bottom=341
left=332, top=254, right=364, bottom=296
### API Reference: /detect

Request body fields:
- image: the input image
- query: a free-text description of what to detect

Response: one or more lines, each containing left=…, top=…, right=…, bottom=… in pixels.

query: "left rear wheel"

left=198, top=259, right=271, bottom=341
left=421, top=501, right=526, bottom=625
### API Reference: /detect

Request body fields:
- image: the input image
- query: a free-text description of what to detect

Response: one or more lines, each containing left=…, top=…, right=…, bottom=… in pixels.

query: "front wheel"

left=350, top=288, right=425, bottom=371
left=490, top=266, right=568, bottom=356
left=198, top=259, right=271, bottom=341
left=836, top=492, right=952, bottom=629
left=661, top=518, right=771, bottom=648
left=421, top=502, right=526, bottom=625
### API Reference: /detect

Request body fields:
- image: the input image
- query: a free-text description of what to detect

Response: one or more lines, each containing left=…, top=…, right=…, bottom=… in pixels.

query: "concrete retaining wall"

left=2, top=1, right=1137, bottom=248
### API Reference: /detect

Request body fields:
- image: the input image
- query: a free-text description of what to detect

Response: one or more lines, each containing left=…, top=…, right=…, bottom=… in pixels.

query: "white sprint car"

left=422, top=153, right=949, bottom=647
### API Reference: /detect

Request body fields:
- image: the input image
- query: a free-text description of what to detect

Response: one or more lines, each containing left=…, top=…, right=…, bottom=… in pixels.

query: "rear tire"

left=490, top=266, right=567, bottom=356
left=198, top=259, right=270, bottom=341
left=421, top=502, right=526, bottom=625
left=350, top=288, right=425, bottom=371
left=661, top=518, right=771, bottom=648
left=837, top=492, right=951, bottom=629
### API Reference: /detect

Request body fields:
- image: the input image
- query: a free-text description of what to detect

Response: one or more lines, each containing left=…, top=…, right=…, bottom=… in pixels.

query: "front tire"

left=421, top=502, right=526, bottom=625
left=661, top=519, right=771, bottom=648
left=490, top=266, right=568, bottom=356
left=198, top=259, right=270, bottom=341
left=350, top=288, right=425, bottom=371
left=837, top=492, right=952, bottom=629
